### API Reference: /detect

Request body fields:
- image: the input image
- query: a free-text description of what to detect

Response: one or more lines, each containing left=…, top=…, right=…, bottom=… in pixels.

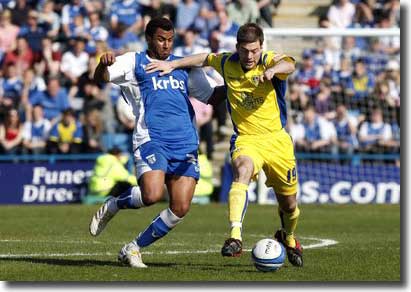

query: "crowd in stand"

left=0, top=0, right=400, bottom=158
left=288, top=0, right=400, bottom=156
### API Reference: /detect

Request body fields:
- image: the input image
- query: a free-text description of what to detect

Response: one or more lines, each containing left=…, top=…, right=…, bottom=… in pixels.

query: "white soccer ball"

left=251, top=238, right=286, bottom=272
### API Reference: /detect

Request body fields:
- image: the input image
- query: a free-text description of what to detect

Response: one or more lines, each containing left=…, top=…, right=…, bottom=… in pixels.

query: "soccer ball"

left=251, top=238, right=286, bottom=272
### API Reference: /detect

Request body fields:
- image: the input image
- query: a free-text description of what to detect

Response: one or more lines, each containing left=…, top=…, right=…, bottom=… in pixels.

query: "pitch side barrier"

left=219, top=153, right=400, bottom=205
left=0, top=153, right=400, bottom=205
left=0, top=153, right=98, bottom=204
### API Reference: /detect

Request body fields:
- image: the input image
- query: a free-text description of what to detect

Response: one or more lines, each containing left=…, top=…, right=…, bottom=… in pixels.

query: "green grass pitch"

left=0, top=203, right=400, bottom=281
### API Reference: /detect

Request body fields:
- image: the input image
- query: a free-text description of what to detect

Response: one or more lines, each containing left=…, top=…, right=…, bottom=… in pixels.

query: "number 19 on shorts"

left=286, top=167, right=297, bottom=183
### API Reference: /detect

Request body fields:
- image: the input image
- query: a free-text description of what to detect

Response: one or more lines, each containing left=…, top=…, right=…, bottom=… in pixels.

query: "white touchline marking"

left=299, top=236, right=339, bottom=249
left=0, top=236, right=338, bottom=258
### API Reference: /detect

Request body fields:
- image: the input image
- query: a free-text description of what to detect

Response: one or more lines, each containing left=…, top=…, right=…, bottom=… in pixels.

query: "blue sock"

left=115, top=186, right=144, bottom=210
left=136, top=208, right=182, bottom=248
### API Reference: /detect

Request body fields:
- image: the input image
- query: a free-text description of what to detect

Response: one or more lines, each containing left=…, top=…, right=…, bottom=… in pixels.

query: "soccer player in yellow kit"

left=146, top=23, right=303, bottom=267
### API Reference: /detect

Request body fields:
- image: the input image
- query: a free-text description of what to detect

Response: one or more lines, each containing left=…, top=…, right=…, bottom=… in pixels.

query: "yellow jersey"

left=207, top=51, right=295, bottom=136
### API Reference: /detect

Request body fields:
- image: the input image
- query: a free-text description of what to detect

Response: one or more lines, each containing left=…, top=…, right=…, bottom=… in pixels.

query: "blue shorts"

left=134, top=141, right=200, bottom=180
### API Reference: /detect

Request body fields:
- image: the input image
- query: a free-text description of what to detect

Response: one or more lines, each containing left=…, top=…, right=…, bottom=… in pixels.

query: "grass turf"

left=0, top=203, right=401, bottom=281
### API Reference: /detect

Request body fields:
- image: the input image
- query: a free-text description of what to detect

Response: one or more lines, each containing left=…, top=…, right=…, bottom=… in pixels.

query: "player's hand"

left=99, top=52, right=116, bottom=66
left=259, top=68, right=276, bottom=82
left=145, top=60, right=173, bottom=76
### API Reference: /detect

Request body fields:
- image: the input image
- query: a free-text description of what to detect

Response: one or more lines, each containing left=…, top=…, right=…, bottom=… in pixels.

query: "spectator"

left=82, top=108, right=103, bottom=153
left=293, top=105, right=337, bottom=153
left=107, top=22, right=143, bottom=55
left=345, top=58, right=375, bottom=104
left=77, top=57, right=105, bottom=112
left=22, top=103, right=51, bottom=154
left=38, top=36, right=62, bottom=77
left=37, top=0, right=61, bottom=38
left=0, top=108, right=24, bottom=154
left=175, top=0, right=201, bottom=41
left=61, top=0, right=89, bottom=39
left=208, top=9, right=239, bottom=52
left=173, top=27, right=209, bottom=57
left=341, top=36, right=363, bottom=63
left=375, top=10, right=399, bottom=55
left=10, top=0, right=30, bottom=27
left=191, top=0, right=221, bottom=42
left=288, top=82, right=310, bottom=115
left=141, top=0, right=177, bottom=25
left=0, top=63, right=23, bottom=110
left=384, top=59, right=400, bottom=107
left=20, top=67, right=46, bottom=108
left=2, top=36, right=34, bottom=76
left=257, top=0, right=279, bottom=27
left=352, top=0, right=376, bottom=28
left=0, top=9, right=20, bottom=55
left=332, top=103, right=358, bottom=155
left=47, top=108, right=83, bottom=154
left=30, top=75, right=70, bottom=122
left=313, top=79, right=334, bottom=118
left=327, top=0, right=356, bottom=28
left=109, top=0, right=143, bottom=34
left=84, top=147, right=137, bottom=204
left=363, top=38, right=389, bottom=76
left=85, top=11, right=109, bottom=54
left=358, top=107, right=394, bottom=153
left=67, top=13, right=89, bottom=40
left=292, top=49, right=323, bottom=97
left=226, top=0, right=260, bottom=26
left=383, top=0, right=400, bottom=28
left=60, top=37, right=89, bottom=94
left=17, top=9, right=47, bottom=58
left=327, top=57, right=352, bottom=98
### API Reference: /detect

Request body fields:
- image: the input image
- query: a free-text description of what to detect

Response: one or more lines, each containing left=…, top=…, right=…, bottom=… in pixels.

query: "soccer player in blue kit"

left=89, top=17, right=216, bottom=268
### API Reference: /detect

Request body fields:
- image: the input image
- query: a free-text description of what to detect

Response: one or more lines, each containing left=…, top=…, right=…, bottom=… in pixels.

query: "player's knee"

left=278, top=194, right=297, bottom=213
left=141, top=189, right=163, bottom=206
left=281, top=202, right=297, bottom=214
left=170, top=202, right=191, bottom=218
left=235, top=165, right=253, bottom=182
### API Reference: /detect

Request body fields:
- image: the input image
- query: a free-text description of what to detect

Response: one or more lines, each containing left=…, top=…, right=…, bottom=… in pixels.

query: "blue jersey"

left=107, top=51, right=213, bottom=151
left=134, top=52, right=197, bottom=146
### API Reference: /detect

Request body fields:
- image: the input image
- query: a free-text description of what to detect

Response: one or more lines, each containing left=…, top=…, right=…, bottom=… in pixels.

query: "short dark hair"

left=145, top=17, right=174, bottom=39
left=237, top=23, right=264, bottom=45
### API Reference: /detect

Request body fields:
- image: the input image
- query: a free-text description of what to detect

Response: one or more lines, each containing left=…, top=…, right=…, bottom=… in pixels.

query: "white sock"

left=159, top=208, right=183, bottom=228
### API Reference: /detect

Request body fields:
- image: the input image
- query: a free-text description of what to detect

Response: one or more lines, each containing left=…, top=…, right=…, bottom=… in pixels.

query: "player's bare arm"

left=260, top=59, right=296, bottom=82
left=145, top=53, right=209, bottom=76
left=94, top=52, right=116, bottom=83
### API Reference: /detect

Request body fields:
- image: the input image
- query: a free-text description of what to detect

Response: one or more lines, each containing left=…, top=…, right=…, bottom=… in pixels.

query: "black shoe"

left=274, top=229, right=303, bottom=267
left=221, top=238, right=242, bottom=257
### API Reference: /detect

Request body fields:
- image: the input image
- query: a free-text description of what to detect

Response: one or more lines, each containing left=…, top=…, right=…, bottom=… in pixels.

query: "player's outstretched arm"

left=145, top=53, right=209, bottom=76
left=94, top=52, right=116, bottom=83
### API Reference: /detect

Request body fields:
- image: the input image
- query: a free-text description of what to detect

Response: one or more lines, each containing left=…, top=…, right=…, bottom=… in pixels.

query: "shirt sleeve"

left=206, top=52, right=230, bottom=76
left=262, top=51, right=296, bottom=80
left=188, top=68, right=215, bottom=104
left=107, top=52, right=136, bottom=85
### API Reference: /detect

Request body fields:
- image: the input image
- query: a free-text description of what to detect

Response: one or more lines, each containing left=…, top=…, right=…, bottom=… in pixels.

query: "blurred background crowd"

left=0, top=0, right=400, bottom=162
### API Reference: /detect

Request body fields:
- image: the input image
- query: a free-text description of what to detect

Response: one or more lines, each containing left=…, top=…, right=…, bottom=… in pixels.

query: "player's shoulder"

left=208, top=51, right=234, bottom=61
left=116, top=51, right=140, bottom=62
